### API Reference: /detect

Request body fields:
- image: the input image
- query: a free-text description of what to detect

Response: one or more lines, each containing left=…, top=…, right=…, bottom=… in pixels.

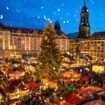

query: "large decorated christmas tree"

left=39, top=21, right=61, bottom=81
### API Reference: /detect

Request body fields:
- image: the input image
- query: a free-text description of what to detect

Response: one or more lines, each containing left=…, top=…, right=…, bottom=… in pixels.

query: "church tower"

left=78, top=0, right=90, bottom=38
left=54, top=20, right=61, bottom=32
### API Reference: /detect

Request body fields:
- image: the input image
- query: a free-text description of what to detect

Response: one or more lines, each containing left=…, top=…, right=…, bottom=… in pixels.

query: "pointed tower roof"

left=84, top=0, right=86, bottom=6
left=54, top=20, right=61, bottom=32
left=82, top=0, right=88, bottom=13
left=0, top=22, right=5, bottom=29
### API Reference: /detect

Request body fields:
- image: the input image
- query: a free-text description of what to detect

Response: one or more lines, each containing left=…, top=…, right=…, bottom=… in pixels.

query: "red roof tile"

left=92, top=32, right=105, bottom=38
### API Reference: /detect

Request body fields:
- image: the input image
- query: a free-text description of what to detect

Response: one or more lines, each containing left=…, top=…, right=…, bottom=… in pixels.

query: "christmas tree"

left=39, top=21, right=61, bottom=81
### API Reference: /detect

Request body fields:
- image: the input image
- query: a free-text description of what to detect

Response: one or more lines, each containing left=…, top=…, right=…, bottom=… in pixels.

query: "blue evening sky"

left=0, top=0, right=105, bottom=34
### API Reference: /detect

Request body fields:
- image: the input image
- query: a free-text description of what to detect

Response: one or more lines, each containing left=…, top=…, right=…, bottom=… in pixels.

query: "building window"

left=101, top=50, right=104, bottom=52
left=102, top=44, right=104, bottom=46
left=98, top=47, right=100, bottom=49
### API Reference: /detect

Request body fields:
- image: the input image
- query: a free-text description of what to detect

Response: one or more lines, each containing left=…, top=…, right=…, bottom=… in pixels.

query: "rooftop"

left=91, top=32, right=105, bottom=39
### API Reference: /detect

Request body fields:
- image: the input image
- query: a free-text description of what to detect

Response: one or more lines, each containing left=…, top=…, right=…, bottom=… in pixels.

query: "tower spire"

left=84, top=0, right=86, bottom=6
left=54, top=20, right=61, bottom=32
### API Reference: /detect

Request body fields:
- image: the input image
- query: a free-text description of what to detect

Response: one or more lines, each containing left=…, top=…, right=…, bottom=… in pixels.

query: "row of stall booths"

left=0, top=55, right=39, bottom=104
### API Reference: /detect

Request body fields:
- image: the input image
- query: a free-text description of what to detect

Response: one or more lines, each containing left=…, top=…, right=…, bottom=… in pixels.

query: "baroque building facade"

left=0, top=0, right=105, bottom=59
left=80, top=32, right=105, bottom=59
left=0, top=22, right=69, bottom=57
